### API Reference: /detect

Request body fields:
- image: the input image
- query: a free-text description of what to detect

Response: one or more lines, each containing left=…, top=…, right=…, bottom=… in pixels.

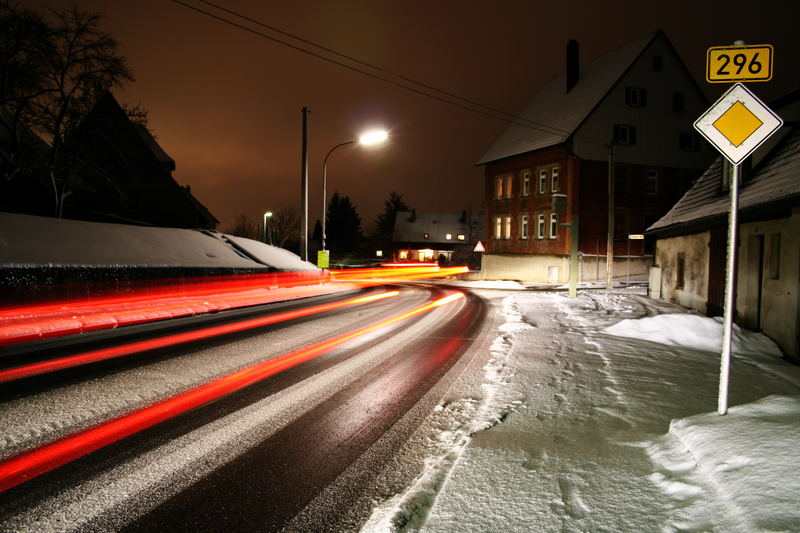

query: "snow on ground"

left=362, top=286, right=800, bottom=533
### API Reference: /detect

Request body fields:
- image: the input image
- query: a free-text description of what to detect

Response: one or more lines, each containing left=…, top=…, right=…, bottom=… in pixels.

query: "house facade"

left=647, top=91, right=800, bottom=361
left=476, top=31, right=714, bottom=282
left=392, top=211, right=482, bottom=268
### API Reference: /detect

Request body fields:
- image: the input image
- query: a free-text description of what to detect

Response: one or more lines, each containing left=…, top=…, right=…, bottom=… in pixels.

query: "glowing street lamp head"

left=358, top=129, right=388, bottom=146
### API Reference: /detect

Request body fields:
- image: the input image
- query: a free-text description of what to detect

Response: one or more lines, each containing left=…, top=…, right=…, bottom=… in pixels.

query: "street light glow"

left=358, top=129, right=388, bottom=146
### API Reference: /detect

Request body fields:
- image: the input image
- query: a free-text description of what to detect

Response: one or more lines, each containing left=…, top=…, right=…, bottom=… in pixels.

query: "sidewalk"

left=363, top=286, right=800, bottom=532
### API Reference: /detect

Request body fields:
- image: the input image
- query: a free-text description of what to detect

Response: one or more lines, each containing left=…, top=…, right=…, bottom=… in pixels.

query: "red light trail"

left=0, top=265, right=468, bottom=347
left=0, top=291, right=399, bottom=383
left=0, top=290, right=465, bottom=492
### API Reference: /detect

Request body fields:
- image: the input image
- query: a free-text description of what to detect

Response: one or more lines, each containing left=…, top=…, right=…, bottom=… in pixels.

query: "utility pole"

left=300, top=107, right=309, bottom=262
left=606, top=143, right=615, bottom=289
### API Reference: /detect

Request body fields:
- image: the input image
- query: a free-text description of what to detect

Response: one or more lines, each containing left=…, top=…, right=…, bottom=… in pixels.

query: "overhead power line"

left=168, top=0, right=607, bottom=145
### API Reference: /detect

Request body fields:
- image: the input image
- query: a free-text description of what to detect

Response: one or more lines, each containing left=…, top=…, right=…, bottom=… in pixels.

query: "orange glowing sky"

left=22, top=0, right=799, bottom=231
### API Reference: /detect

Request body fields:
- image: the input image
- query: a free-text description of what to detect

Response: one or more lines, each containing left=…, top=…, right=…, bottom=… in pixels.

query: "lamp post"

left=321, top=129, right=388, bottom=252
left=263, top=210, right=273, bottom=245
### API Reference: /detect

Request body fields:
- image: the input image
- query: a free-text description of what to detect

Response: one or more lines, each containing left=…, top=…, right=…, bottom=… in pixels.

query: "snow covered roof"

left=648, top=91, right=800, bottom=235
left=476, top=32, right=657, bottom=165
left=392, top=211, right=480, bottom=244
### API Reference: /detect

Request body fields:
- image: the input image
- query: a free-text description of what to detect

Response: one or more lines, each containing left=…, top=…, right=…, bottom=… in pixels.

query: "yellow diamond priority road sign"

left=694, top=83, right=783, bottom=165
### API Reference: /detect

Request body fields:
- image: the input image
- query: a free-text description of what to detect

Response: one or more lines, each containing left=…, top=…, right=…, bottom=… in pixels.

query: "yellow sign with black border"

left=706, top=44, right=773, bottom=83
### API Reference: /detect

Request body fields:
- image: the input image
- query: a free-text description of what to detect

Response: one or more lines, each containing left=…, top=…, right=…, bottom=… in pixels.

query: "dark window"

left=652, top=55, right=663, bottom=72
left=645, top=170, right=658, bottom=195
left=673, top=92, right=685, bottom=113
left=679, top=131, right=699, bottom=151
left=625, top=86, right=647, bottom=107
left=613, top=124, right=637, bottom=145
left=676, top=252, right=685, bottom=290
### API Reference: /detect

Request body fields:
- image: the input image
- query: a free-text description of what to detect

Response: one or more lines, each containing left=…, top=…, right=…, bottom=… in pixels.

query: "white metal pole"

left=718, top=162, right=740, bottom=415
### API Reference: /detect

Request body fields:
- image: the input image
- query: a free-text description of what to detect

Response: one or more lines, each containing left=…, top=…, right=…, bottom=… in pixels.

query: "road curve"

left=0, top=283, right=487, bottom=533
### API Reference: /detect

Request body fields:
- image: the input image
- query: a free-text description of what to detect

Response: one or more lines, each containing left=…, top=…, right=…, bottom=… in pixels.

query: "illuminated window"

left=551, top=167, right=559, bottom=192
left=503, top=216, right=512, bottom=239
left=539, top=170, right=547, bottom=194
left=399, top=250, right=408, bottom=259
left=520, top=215, right=529, bottom=239
left=504, top=176, right=513, bottom=198
left=445, top=233, right=452, bottom=240
left=376, top=250, right=383, bottom=257
left=495, top=177, right=503, bottom=199
left=522, top=171, right=531, bottom=196
left=457, top=234, right=465, bottom=240
left=549, top=213, right=558, bottom=239
left=423, top=232, right=429, bottom=239
left=494, top=217, right=503, bottom=239
left=537, top=214, right=545, bottom=239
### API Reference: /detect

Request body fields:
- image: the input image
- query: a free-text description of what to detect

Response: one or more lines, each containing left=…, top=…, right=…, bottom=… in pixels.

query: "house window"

left=673, top=92, right=685, bottom=113
left=520, top=215, right=529, bottom=239
left=503, top=216, right=512, bottom=239
left=495, top=177, right=503, bottom=199
left=551, top=167, right=560, bottom=192
left=769, top=233, right=781, bottom=279
left=652, top=55, right=663, bottom=72
left=539, top=169, right=547, bottom=194
left=625, top=86, right=647, bottom=107
left=676, top=252, right=685, bottom=290
left=494, top=217, right=502, bottom=239
left=537, top=214, right=546, bottom=239
left=522, top=171, right=531, bottom=196
left=504, top=176, right=513, bottom=198
left=457, top=234, right=465, bottom=241
left=679, top=131, right=699, bottom=151
left=645, top=170, right=658, bottom=195
left=445, top=233, right=452, bottom=240
left=549, top=213, right=558, bottom=239
left=613, top=124, right=637, bottom=145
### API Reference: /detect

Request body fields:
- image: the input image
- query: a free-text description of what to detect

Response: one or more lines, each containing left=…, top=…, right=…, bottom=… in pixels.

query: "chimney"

left=566, top=39, right=579, bottom=93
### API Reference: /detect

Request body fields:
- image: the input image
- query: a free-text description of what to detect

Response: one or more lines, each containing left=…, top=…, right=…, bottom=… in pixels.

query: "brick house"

left=475, top=31, right=715, bottom=282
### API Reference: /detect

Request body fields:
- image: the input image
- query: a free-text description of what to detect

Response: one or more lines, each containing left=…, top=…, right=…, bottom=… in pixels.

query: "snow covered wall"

left=0, top=212, right=319, bottom=305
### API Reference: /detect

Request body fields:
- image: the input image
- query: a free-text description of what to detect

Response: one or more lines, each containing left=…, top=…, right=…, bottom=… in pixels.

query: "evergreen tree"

left=326, top=192, right=363, bottom=253
left=373, top=191, right=410, bottom=248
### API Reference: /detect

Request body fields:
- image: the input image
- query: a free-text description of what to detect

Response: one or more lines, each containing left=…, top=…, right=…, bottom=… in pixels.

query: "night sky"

left=25, top=0, right=799, bottom=232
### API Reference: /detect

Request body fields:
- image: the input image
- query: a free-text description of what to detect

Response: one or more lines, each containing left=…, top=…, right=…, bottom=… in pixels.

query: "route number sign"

left=706, top=44, right=773, bottom=83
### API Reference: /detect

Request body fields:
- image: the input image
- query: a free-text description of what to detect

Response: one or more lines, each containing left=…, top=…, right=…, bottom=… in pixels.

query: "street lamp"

left=263, top=210, right=273, bottom=245
left=322, top=129, right=388, bottom=251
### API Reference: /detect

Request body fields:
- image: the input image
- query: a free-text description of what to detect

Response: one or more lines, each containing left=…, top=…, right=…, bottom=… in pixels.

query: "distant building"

left=647, top=90, right=800, bottom=361
left=392, top=210, right=482, bottom=267
left=476, top=31, right=714, bottom=282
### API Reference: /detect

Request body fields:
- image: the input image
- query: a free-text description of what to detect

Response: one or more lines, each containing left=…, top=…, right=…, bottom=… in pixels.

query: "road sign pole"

left=718, top=162, right=740, bottom=415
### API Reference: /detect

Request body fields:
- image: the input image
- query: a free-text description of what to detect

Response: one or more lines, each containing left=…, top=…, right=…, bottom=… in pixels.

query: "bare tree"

left=270, top=205, right=300, bottom=248
left=224, top=213, right=259, bottom=239
left=1, top=3, right=133, bottom=217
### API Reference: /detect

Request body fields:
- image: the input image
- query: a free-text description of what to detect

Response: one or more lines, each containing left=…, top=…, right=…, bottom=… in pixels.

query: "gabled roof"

left=477, top=32, right=658, bottom=165
left=647, top=125, right=800, bottom=235
left=393, top=211, right=480, bottom=244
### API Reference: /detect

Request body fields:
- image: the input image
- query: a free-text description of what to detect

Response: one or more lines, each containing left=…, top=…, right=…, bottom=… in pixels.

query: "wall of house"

left=655, top=232, right=709, bottom=313
left=573, top=33, right=713, bottom=170
left=477, top=253, right=570, bottom=282
left=736, top=210, right=800, bottom=359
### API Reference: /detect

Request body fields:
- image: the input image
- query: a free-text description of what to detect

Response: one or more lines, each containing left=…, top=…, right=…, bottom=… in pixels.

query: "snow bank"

left=0, top=211, right=315, bottom=271
left=602, top=312, right=784, bottom=358
left=648, top=395, right=800, bottom=532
